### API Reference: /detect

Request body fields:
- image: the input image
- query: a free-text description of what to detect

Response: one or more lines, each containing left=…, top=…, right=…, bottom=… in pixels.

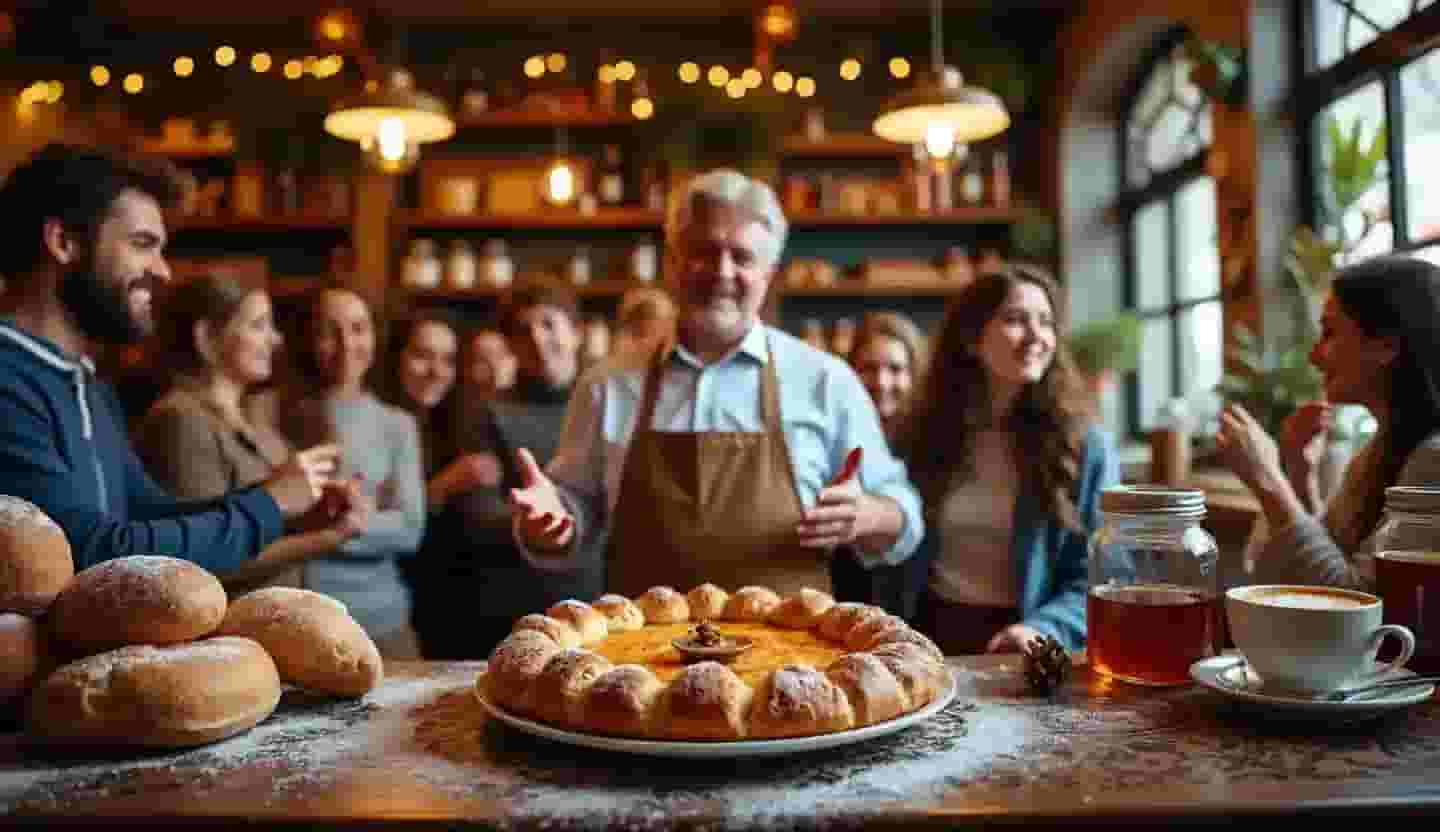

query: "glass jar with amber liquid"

left=1373, top=486, right=1440, bottom=673
left=1088, top=486, right=1219, bottom=686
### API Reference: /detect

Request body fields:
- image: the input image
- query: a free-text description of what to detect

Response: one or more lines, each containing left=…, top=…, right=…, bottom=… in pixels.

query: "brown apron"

left=606, top=338, right=830, bottom=597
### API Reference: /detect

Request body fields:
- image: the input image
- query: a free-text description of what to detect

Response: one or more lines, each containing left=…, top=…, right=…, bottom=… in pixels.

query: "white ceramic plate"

left=1190, top=654, right=1435, bottom=718
left=476, top=669, right=958, bottom=759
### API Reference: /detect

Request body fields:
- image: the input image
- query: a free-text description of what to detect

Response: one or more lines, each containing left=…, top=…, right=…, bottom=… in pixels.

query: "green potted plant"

left=1066, top=312, right=1141, bottom=406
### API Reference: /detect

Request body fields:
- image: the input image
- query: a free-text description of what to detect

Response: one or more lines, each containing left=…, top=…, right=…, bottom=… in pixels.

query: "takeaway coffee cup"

left=1224, top=584, right=1415, bottom=696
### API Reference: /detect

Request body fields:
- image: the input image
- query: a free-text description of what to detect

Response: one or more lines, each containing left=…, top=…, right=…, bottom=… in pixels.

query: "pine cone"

left=1022, top=634, right=1072, bottom=696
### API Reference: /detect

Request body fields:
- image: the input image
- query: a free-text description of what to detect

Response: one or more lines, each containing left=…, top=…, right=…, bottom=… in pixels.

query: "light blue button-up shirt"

left=523, top=323, right=924, bottom=573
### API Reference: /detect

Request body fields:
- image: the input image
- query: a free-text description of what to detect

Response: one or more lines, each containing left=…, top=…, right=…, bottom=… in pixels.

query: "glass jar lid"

left=1384, top=486, right=1440, bottom=515
left=1099, top=485, right=1206, bottom=518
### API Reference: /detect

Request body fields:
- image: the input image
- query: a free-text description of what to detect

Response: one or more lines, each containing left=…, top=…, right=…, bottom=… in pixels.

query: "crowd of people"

left=3, top=141, right=1439, bottom=661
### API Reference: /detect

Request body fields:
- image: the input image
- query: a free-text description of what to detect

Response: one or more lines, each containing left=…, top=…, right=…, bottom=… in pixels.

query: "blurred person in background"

left=848, top=311, right=927, bottom=442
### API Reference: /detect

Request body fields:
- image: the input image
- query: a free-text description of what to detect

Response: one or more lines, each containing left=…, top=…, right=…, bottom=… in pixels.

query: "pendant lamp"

left=872, top=0, right=1010, bottom=149
left=325, top=68, right=455, bottom=174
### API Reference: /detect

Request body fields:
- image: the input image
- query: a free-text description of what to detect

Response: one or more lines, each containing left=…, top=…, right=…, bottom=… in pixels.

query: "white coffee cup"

left=1225, top=584, right=1416, bottom=696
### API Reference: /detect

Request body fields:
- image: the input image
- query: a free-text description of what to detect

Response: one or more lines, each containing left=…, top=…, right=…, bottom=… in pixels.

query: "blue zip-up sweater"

left=0, top=322, right=285, bottom=572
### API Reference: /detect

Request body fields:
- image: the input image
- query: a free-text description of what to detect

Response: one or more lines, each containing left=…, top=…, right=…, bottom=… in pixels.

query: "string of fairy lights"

left=14, top=44, right=918, bottom=125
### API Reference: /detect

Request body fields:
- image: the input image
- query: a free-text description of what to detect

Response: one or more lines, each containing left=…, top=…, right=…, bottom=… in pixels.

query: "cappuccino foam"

left=1248, top=587, right=1372, bottom=610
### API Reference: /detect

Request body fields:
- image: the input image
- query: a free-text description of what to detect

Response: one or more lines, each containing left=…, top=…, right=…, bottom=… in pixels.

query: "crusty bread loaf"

left=825, top=652, right=910, bottom=726
left=481, top=630, right=559, bottom=715
left=0, top=612, right=47, bottom=707
left=48, top=556, right=227, bottom=656
left=635, top=586, right=689, bottom=624
left=218, top=587, right=382, bottom=697
left=545, top=600, right=608, bottom=646
left=0, top=496, right=74, bottom=616
left=655, top=661, right=753, bottom=740
left=478, top=584, right=952, bottom=741
left=530, top=648, right=613, bottom=728
left=685, top=583, right=730, bottom=621
left=591, top=594, right=645, bottom=632
left=512, top=614, right=581, bottom=648
left=770, top=588, right=835, bottom=629
left=748, top=665, right=855, bottom=739
left=27, top=636, right=281, bottom=749
left=723, top=586, right=782, bottom=621
left=583, top=664, right=663, bottom=737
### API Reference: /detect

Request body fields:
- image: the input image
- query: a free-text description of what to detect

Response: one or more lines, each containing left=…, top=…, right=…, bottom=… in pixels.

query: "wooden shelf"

left=783, top=283, right=963, bottom=297
left=173, top=216, right=351, bottom=232
left=410, top=282, right=962, bottom=302
left=790, top=207, right=1017, bottom=227
left=406, top=209, right=661, bottom=230
left=781, top=133, right=908, bottom=159
left=408, top=280, right=643, bottom=301
left=455, top=110, right=637, bottom=129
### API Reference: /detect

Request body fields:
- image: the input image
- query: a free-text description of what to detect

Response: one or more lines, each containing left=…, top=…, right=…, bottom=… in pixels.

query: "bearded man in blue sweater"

left=0, top=143, right=352, bottom=573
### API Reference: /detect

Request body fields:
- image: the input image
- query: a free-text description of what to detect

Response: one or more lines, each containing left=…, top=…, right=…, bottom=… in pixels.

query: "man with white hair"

left=508, top=169, right=923, bottom=596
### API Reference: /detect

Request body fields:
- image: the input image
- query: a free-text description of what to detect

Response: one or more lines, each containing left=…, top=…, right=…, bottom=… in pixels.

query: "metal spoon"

left=1324, top=675, right=1440, bottom=701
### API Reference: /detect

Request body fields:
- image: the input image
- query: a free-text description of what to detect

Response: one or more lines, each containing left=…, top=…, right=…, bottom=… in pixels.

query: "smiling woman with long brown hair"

left=895, top=264, right=1119, bottom=655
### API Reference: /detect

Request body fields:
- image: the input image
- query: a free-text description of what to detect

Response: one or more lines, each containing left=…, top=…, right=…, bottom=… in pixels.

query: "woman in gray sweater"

left=282, top=286, right=426, bottom=657
left=1217, top=255, right=1440, bottom=590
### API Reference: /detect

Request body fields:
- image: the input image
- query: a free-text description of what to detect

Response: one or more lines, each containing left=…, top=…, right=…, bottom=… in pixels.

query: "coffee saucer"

left=1189, top=654, right=1436, bottom=719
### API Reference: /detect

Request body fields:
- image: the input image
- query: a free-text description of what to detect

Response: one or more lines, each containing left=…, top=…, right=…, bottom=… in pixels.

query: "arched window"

left=1120, top=29, right=1223, bottom=433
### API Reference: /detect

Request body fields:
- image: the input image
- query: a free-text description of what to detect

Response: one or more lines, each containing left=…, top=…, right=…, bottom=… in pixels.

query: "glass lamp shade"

left=873, top=66, right=1010, bottom=145
left=324, top=69, right=456, bottom=147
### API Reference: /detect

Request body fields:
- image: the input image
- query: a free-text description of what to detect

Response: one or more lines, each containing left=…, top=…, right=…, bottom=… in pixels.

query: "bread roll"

left=583, top=664, right=662, bottom=737
left=723, top=586, right=782, bottom=621
left=591, top=594, right=645, bottom=632
left=635, top=586, right=689, bottom=625
left=845, top=614, right=909, bottom=651
left=531, top=648, right=612, bottom=728
left=868, top=643, right=950, bottom=707
left=512, top=614, right=581, bottom=648
left=826, top=652, right=910, bottom=726
left=0, top=496, right=74, bottom=616
left=481, top=630, right=559, bottom=715
left=0, top=612, right=47, bottom=706
left=655, top=661, right=753, bottom=740
left=748, top=665, right=855, bottom=739
left=817, top=602, right=885, bottom=643
left=218, top=587, right=382, bottom=697
left=868, top=627, right=945, bottom=663
left=48, top=556, right=227, bottom=656
left=685, top=584, right=730, bottom=621
left=770, top=588, right=835, bottom=629
left=27, top=636, right=281, bottom=749
left=545, top=600, right=608, bottom=646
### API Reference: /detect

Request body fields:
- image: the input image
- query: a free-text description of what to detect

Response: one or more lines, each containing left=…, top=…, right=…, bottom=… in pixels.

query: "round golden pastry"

left=478, top=584, right=951, bottom=741
left=591, top=594, right=645, bottom=632
left=723, top=586, right=782, bottom=621
left=545, top=600, right=609, bottom=646
left=217, top=587, right=382, bottom=697
left=635, top=586, right=689, bottom=624
left=685, top=583, right=730, bottom=621
left=845, top=613, right=909, bottom=651
left=47, top=555, right=227, bottom=656
left=512, top=613, right=581, bottom=648
left=0, top=612, right=48, bottom=707
left=0, top=495, right=74, bottom=617
left=868, top=627, right=945, bottom=664
left=770, top=587, right=835, bottom=630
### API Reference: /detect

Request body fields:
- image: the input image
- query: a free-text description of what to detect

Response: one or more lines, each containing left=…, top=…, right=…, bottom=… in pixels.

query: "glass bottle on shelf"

left=445, top=239, right=477, bottom=290
left=932, top=160, right=954, bottom=213
left=908, top=145, right=932, bottom=215
left=567, top=246, right=593, bottom=286
left=401, top=239, right=442, bottom=290
left=231, top=162, right=266, bottom=218
left=629, top=237, right=658, bottom=283
left=479, top=239, right=514, bottom=288
left=960, top=156, right=986, bottom=205
left=1088, top=486, right=1219, bottom=686
left=598, top=144, right=626, bottom=207
left=990, top=150, right=1011, bottom=208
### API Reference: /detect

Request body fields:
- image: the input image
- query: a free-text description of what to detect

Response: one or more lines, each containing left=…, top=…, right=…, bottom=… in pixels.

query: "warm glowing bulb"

left=741, top=68, right=762, bottom=88
left=678, top=62, right=700, bottom=83
left=377, top=118, right=408, bottom=162
left=772, top=71, right=794, bottom=92
left=524, top=56, right=545, bottom=78
left=795, top=76, right=815, bottom=97
left=284, top=60, right=304, bottom=79
left=314, top=55, right=343, bottom=78
left=174, top=56, right=194, bottom=77
left=840, top=58, right=861, bottom=80
left=707, top=65, right=729, bottom=87
left=631, top=97, right=654, bottom=119
left=924, top=124, right=957, bottom=159
left=90, top=65, right=110, bottom=86
left=725, top=78, right=747, bottom=98
left=546, top=52, right=567, bottom=73
left=251, top=52, right=272, bottom=73
left=123, top=73, right=144, bottom=94
left=320, top=16, right=348, bottom=42
left=546, top=161, right=576, bottom=204
left=46, top=81, right=63, bottom=103
left=215, top=46, right=236, bottom=67
left=889, top=57, right=911, bottom=79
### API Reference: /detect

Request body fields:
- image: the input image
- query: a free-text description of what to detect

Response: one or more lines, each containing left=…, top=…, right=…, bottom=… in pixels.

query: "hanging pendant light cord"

left=930, top=0, right=945, bottom=76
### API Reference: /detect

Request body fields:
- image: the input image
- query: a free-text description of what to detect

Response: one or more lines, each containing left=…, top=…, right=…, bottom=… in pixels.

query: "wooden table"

left=4, top=656, right=1439, bottom=828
